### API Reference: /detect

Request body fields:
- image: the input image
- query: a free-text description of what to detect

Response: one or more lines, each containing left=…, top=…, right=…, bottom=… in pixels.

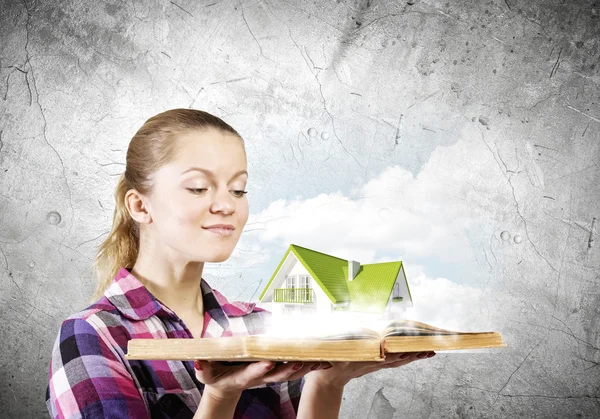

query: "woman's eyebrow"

left=181, top=167, right=248, bottom=179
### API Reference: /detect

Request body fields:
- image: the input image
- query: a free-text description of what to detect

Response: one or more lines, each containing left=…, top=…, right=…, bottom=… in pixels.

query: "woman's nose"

left=209, top=187, right=235, bottom=214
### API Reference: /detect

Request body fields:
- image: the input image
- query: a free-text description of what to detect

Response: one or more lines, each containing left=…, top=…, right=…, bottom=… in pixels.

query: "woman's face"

left=144, top=128, right=249, bottom=263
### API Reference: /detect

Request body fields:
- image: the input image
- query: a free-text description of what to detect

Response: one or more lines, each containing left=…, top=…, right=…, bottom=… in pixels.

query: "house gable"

left=400, top=263, right=413, bottom=304
left=259, top=244, right=343, bottom=304
left=258, top=250, right=298, bottom=302
left=381, top=263, right=413, bottom=313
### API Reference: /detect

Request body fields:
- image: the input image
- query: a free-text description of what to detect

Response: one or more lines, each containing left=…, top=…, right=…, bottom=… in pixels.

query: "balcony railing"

left=274, top=288, right=313, bottom=303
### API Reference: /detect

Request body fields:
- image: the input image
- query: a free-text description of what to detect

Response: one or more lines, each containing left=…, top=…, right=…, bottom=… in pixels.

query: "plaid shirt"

left=46, top=267, right=304, bottom=418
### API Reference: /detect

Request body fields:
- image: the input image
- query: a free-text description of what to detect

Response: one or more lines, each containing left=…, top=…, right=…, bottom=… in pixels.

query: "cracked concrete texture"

left=1, top=0, right=599, bottom=417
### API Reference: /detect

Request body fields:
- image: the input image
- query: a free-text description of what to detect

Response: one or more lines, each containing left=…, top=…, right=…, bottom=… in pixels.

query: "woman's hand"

left=306, top=351, right=436, bottom=389
left=194, top=359, right=321, bottom=400
left=193, top=360, right=324, bottom=418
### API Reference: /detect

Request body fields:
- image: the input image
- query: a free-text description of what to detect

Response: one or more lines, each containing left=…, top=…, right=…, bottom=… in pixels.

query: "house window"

left=393, top=283, right=400, bottom=298
left=298, top=275, right=311, bottom=303
left=286, top=275, right=296, bottom=288
left=299, top=275, right=310, bottom=288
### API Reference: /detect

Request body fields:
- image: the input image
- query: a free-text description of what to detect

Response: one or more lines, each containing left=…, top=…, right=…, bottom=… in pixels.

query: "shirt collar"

left=104, top=267, right=259, bottom=323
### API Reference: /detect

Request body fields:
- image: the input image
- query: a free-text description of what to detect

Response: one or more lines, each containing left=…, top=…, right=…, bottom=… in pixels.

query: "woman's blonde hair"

left=90, top=108, right=243, bottom=302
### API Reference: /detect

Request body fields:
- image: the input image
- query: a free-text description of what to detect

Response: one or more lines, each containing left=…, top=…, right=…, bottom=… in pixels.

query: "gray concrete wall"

left=1, top=0, right=599, bottom=417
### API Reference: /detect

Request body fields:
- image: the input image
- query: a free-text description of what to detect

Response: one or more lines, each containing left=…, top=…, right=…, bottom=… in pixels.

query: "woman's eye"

left=232, top=190, right=248, bottom=197
left=188, top=188, right=247, bottom=197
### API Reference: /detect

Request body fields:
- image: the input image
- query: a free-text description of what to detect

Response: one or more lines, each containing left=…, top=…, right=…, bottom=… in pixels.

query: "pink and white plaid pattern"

left=46, top=267, right=304, bottom=418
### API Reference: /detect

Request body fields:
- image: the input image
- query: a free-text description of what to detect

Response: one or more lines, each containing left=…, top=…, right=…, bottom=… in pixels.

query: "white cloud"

left=403, top=266, right=492, bottom=332
left=238, top=162, right=488, bottom=266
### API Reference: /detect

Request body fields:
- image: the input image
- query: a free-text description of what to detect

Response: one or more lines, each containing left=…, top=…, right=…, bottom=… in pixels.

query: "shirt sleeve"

left=46, top=317, right=149, bottom=419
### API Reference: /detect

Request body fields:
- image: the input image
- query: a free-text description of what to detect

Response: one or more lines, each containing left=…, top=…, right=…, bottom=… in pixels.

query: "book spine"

left=380, top=340, right=386, bottom=359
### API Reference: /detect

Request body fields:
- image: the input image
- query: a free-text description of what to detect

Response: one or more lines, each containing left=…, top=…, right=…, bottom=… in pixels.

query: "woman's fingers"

left=242, top=360, right=279, bottom=380
left=383, top=352, right=435, bottom=363
left=285, top=362, right=321, bottom=381
left=194, top=360, right=227, bottom=385
left=194, top=360, right=325, bottom=389
left=194, top=353, right=434, bottom=388
left=320, top=361, right=351, bottom=371
left=394, top=352, right=416, bottom=361
left=262, top=361, right=320, bottom=383
left=350, top=352, right=436, bottom=376
left=195, top=360, right=274, bottom=387
left=378, top=352, right=436, bottom=369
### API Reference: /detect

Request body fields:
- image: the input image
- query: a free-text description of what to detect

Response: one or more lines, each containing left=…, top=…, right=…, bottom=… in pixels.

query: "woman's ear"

left=125, top=189, right=152, bottom=224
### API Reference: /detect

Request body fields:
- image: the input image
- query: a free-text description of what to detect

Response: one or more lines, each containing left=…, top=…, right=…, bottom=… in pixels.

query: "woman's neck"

left=130, top=258, right=205, bottom=319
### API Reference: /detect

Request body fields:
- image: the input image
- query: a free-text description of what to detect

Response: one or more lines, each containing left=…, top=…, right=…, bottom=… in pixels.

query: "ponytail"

left=90, top=173, right=139, bottom=302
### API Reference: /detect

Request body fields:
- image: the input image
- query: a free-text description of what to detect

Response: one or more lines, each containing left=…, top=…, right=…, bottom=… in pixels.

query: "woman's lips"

left=202, top=227, right=234, bottom=237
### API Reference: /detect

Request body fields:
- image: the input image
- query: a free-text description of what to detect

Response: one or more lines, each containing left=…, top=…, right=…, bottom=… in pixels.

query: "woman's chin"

left=202, top=251, right=233, bottom=263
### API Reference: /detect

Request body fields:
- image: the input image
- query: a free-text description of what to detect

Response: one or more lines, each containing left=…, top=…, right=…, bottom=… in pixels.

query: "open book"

left=125, top=320, right=506, bottom=362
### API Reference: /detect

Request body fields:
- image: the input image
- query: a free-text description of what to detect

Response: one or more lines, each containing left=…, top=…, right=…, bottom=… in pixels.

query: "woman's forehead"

left=176, top=129, right=244, bottom=155
left=159, top=131, right=247, bottom=179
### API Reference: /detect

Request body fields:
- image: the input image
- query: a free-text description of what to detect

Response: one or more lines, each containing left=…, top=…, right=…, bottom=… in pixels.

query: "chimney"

left=348, top=260, right=360, bottom=281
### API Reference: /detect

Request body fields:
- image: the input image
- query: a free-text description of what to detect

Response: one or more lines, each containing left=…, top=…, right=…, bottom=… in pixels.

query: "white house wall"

left=259, top=252, right=334, bottom=318
left=383, top=263, right=412, bottom=319
left=286, top=258, right=332, bottom=317
left=259, top=251, right=298, bottom=302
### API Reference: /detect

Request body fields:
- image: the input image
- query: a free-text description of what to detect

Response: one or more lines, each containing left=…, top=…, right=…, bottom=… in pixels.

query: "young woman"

left=46, top=109, right=435, bottom=419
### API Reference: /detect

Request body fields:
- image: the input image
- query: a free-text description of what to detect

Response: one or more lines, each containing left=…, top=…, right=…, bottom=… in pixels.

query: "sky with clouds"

left=202, top=131, right=535, bottom=331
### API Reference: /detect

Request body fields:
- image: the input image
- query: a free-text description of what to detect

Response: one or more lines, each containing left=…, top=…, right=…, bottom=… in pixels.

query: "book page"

left=382, top=319, right=468, bottom=337
left=384, top=332, right=506, bottom=353
left=316, top=327, right=381, bottom=340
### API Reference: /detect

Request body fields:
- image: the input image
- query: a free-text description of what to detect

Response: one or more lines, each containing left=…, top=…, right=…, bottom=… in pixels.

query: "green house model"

left=258, top=244, right=413, bottom=319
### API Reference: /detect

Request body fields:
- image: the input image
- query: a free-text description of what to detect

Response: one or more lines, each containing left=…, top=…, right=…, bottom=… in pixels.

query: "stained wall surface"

left=1, top=0, right=599, bottom=418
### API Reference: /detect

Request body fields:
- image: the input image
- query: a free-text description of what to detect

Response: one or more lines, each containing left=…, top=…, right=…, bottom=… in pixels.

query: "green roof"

left=259, top=244, right=411, bottom=313
left=344, top=261, right=403, bottom=312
